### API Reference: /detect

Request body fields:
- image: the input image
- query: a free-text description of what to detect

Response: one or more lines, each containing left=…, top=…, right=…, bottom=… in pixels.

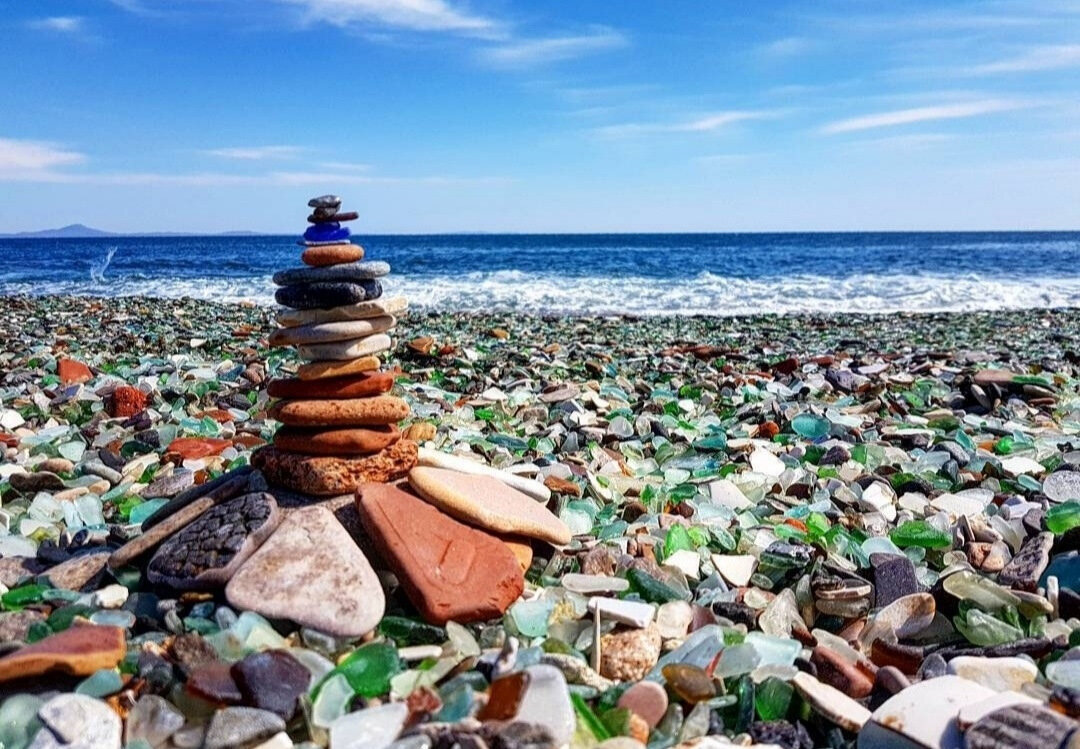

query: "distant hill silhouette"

left=0, top=224, right=264, bottom=238
left=0, top=223, right=117, bottom=239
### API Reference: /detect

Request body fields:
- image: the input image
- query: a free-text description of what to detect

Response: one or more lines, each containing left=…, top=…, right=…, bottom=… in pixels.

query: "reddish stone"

left=405, top=686, right=442, bottom=724
left=201, top=409, right=235, bottom=424
left=57, top=358, right=93, bottom=385
left=0, top=433, right=16, bottom=448
left=109, top=386, right=147, bottom=418
left=357, top=482, right=524, bottom=625
left=477, top=671, right=529, bottom=721
left=231, top=434, right=268, bottom=449
left=166, top=438, right=232, bottom=460
left=186, top=661, right=242, bottom=704
left=758, top=421, right=780, bottom=438
left=772, top=357, right=800, bottom=375
left=0, top=625, right=125, bottom=683
left=266, top=371, right=395, bottom=400
left=544, top=475, right=582, bottom=497
left=811, top=646, right=874, bottom=698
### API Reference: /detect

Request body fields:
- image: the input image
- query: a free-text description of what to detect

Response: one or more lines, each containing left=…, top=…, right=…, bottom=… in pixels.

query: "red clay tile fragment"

left=357, top=482, right=524, bottom=625
left=0, top=625, right=125, bottom=683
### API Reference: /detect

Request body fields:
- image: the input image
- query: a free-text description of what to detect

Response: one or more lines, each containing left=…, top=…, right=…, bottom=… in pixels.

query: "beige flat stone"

left=416, top=447, right=551, bottom=502
left=298, top=334, right=392, bottom=361
left=269, top=317, right=396, bottom=348
left=408, top=466, right=572, bottom=546
left=296, top=355, right=381, bottom=381
left=225, top=505, right=385, bottom=638
left=276, top=297, right=408, bottom=328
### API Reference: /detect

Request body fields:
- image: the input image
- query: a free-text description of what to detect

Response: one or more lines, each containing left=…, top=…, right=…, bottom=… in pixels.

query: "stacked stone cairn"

left=252, top=194, right=417, bottom=496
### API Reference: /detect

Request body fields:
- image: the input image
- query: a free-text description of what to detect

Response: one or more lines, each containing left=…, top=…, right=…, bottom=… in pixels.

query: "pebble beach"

left=2, top=293, right=1080, bottom=749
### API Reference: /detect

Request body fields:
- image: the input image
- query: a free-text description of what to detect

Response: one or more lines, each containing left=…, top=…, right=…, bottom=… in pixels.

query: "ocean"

left=1, top=232, right=1078, bottom=316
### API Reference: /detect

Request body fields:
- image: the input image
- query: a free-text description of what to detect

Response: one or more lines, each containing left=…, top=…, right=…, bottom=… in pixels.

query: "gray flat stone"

left=29, top=694, right=121, bottom=749
left=272, top=261, right=390, bottom=286
left=202, top=706, right=284, bottom=749
left=38, top=550, right=111, bottom=591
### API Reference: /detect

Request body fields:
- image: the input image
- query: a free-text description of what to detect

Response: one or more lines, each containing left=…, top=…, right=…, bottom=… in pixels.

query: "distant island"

left=0, top=224, right=264, bottom=239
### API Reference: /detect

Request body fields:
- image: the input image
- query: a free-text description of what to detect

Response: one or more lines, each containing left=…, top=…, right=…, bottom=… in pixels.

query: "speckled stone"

left=600, top=625, right=662, bottom=682
left=225, top=505, right=385, bottom=637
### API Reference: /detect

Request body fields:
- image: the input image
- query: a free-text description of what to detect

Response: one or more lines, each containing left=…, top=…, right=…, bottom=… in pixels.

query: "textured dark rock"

left=146, top=492, right=280, bottom=590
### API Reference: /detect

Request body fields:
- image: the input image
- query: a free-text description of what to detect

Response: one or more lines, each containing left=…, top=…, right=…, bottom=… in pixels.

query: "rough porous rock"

left=252, top=441, right=417, bottom=496
left=600, top=625, right=662, bottom=682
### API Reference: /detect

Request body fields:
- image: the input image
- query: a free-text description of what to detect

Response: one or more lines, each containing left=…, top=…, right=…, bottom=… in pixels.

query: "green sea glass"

left=755, top=677, right=793, bottom=721
left=889, top=520, right=951, bottom=549
left=1046, top=502, right=1080, bottom=535
left=319, top=641, right=402, bottom=699
left=791, top=414, right=830, bottom=439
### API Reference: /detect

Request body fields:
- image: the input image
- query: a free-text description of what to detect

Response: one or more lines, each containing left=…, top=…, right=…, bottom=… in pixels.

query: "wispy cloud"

left=279, top=0, right=497, bottom=34
left=202, top=145, right=306, bottom=160
left=480, top=27, right=628, bottom=66
left=27, top=16, right=85, bottom=33
left=0, top=138, right=86, bottom=175
left=757, top=36, right=815, bottom=57
left=821, top=99, right=1027, bottom=134
left=965, top=44, right=1080, bottom=74
left=595, top=111, right=773, bottom=138
left=316, top=161, right=373, bottom=171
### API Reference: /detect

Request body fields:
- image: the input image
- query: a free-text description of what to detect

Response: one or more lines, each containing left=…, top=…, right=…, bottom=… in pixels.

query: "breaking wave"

left=2, top=270, right=1079, bottom=316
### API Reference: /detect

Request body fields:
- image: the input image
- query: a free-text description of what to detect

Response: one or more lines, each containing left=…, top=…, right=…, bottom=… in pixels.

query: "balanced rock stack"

left=253, top=194, right=417, bottom=496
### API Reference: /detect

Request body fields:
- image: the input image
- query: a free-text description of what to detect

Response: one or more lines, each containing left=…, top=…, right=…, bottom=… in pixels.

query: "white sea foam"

left=2, top=271, right=1079, bottom=315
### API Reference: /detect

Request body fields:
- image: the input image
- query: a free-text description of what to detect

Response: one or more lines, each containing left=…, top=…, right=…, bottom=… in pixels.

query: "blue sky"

left=0, top=0, right=1078, bottom=233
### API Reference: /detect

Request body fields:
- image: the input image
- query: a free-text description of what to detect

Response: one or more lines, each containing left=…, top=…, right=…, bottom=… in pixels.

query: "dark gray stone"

left=965, top=703, right=1076, bottom=749
left=998, top=532, right=1053, bottom=591
left=272, top=261, right=390, bottom=287
left=871, top=553, right=922, bottom=607
left=274, top=280, right=383, bottom=310
left=307, top=194, right=341, bottom=209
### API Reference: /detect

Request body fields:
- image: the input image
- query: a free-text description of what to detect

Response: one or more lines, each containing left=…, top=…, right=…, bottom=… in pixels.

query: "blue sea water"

left=0, top=232, right=1078, bottom=315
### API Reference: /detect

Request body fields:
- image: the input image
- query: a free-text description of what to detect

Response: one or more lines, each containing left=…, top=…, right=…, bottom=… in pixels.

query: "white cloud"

left=480, top=27, right=627, bottom=66
left=28, top=16, right=84, bottom=33
left=0, top=138, right=86, bottom=175
left=316, top=161, right=373, bottom=171
left=821, top=100, right=1026, bottom=134
left=280, top=0, right=496, bottom=34
left=594, top=111, right=772, bottom=138
left=758, top=36, right=815, bottom=57
left=202, top=145, right=305, bottom=160
left=966, top=44, right=1080, bottom=74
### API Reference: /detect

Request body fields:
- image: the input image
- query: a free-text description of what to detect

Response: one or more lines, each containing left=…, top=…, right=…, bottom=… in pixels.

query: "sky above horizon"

left=1, top=0, right=1078, bottom=233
